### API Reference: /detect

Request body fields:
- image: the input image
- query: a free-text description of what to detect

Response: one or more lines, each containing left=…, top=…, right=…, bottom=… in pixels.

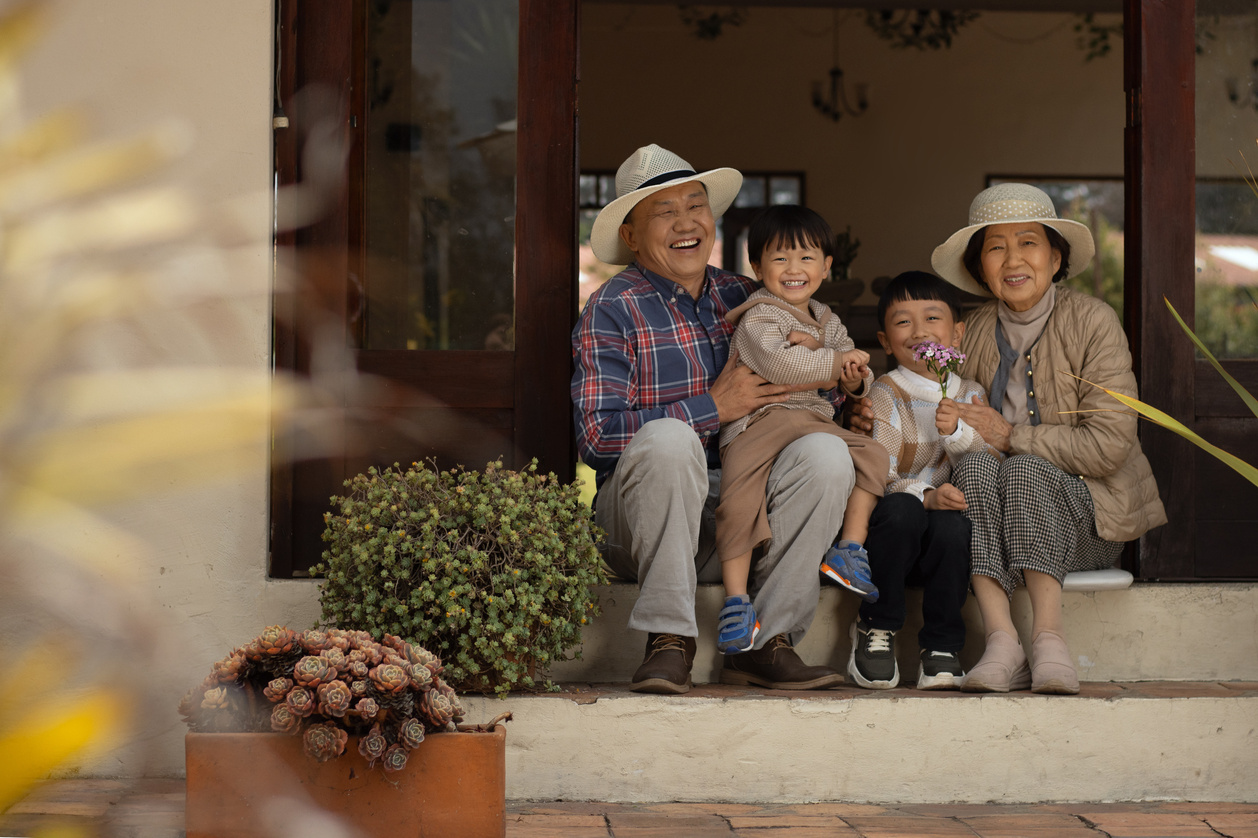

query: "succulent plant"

left=181, top=626, right=466, bottom=772
left=312, top=458, right=608, bottom=696
left=303, top=722, right=348, bottom=763
left=381, top=744, right=409, bottom=773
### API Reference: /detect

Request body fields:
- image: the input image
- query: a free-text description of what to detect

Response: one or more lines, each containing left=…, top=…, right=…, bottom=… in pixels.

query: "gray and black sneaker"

left=848, top=618, right=898, bottom=689
left=916, top=649, right=964, bottom=691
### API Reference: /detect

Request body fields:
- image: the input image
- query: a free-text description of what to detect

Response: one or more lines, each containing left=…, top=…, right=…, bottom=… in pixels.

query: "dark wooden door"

left=271, top=0, right=578, bottom=576
left=1125, top=0, right=1258, bottom=579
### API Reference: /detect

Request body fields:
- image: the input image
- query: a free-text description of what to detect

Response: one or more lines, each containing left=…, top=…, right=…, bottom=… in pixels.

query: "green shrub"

left=312, top=459, right=608, bottom=697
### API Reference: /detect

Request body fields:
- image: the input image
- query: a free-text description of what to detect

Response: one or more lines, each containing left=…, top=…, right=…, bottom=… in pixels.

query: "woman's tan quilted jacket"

left=959, top=286, right=1167, bottom=542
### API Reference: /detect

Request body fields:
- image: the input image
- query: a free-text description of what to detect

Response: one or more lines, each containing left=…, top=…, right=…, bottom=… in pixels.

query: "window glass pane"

left=1195, top=2, right=1258, bottom=359
left=769, top=176, right=801, bottom=205
left=599, top=174, right=617, bottom=206
left=579, top=174, right=598, bottom=207
left=735, top=176, right=765, bottom=208
left=362, top=0, right=519, bottom=350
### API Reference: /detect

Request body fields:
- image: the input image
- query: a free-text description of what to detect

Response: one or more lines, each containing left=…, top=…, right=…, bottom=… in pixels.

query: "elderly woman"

left=930, top=183, right=1167, bottom=695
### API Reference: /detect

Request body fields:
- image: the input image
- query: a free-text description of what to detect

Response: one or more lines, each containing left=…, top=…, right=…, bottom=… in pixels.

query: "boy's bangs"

left=877, top=271, right=963, bottom=327
left=747, top=205, right=836, bottom=264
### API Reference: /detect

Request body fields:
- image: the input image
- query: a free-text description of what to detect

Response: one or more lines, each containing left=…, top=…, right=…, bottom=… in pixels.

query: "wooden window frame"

left=270, top=0, right=578, bottom=577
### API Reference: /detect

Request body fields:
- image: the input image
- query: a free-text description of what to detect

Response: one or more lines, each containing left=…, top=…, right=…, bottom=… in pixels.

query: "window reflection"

left=362, top=0, right=519, bottom=351
left=1195, top=1, right=1258, bottom=359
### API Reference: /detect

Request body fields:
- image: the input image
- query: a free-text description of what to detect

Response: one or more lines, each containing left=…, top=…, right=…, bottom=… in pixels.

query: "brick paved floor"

left=4, top=780, right=1258, bottom=837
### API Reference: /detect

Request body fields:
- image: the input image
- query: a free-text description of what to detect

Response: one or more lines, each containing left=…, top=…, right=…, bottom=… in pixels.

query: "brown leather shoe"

left=720, top=634, right=843, bottom=690
left=630, top=633, right=696, bottom=694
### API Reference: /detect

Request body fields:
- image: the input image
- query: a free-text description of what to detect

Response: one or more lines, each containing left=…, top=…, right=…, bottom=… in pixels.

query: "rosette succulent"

left=381, top=744, right=409, bottom=773
left=270, top=704, right=302, bottom=735
left=313, top=458, right=608, bottom=696
left=358, top=724, right=388, bottom=766
left=293, top=655, right=334, bottom=688
left=181, top=626, right=466, bottom=772
left=303, top=722, right=349, bottom=763
left=398, top=717, right=426, bottom=750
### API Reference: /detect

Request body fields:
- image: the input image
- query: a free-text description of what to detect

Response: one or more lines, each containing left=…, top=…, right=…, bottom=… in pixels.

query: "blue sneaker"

left=820, top=540, right=879, bottom=602
left=716, top=595, right=760, bottom=654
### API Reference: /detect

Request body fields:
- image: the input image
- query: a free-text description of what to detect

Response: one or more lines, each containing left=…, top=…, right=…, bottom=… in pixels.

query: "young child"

left=849, top=270, right=995, bottom=689
left=714, top=205, right=891, bottom=654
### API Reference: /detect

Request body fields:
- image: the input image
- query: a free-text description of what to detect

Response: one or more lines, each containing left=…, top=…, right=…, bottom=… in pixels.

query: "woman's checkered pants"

left=952, top=451, right=1123, bottom=596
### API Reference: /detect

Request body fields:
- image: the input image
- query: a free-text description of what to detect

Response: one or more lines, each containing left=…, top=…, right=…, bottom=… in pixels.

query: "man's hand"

left=955, top=394, right=1013, bottom=452
left=936, top=397, right=960, bottom=436
left=841, top=394, right=875, bottom=436
left=923, top=483, right=967, bottom=511
left=710, top=350, right=796, bottom=423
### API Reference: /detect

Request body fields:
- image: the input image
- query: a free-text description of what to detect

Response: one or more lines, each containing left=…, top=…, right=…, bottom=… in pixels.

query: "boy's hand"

left=843, top=347, right=871, bottom=369
left=923, top=483, right=967, bottom=511
left=787, top=330, right=822, bottom=351
left=839, top=359, right=866, bottom=390
left=936, top=397, right=960, bottom=436
left=786, top=332, right=839, bottom=389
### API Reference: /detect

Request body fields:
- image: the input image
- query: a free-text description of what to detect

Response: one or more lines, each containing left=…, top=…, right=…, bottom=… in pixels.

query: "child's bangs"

left=877, top=271, right=964, bottom=326
left=747, top=205, right=836, bottom=263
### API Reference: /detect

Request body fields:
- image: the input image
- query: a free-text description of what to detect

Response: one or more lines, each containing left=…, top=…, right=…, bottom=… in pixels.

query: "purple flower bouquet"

left=912, top=341, right=966, bottom=398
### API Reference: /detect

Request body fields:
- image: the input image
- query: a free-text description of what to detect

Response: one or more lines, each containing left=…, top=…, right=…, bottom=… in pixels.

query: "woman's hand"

left=955, top=394, right=1013, bottom=452
left=936, top=398, right=960, bottom=436
left=923, top=483, right=967, bottom=511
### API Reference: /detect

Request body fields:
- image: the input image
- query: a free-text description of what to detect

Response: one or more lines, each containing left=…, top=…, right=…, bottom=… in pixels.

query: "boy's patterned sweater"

left=720, top=288, right=871, bottom=450
left=870, top=366, right=993, bottom=500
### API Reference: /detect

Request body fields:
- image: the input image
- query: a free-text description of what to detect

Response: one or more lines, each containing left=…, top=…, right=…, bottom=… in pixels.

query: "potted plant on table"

left=312, top=458, right=608, bottom=696
left=180, top=626, right=508, bottom=838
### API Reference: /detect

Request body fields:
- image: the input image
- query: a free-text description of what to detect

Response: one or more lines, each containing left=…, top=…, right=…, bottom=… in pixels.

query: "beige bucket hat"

left=590, top=144, right=743, bottom=266
left=930, top=183, right=1096, bottom=297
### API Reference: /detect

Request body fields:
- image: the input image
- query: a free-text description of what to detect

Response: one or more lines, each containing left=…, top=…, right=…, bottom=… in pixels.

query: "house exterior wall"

left=580, top=7, right=1128, bottom=291
left=21, top=0, right=322, bottom=778
left=13, top=1, right=1254, bottom=783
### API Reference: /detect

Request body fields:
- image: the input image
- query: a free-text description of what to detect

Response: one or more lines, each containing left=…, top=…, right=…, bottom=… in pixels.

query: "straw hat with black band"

left=930, top=183, right=1096, bottom=298
left=590, top=144, right=743, bottom=267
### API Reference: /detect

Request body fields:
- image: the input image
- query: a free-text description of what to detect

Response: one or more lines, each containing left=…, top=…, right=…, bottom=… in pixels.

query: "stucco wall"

left=580, top=7, right=1127, bottom=288
left=19, top=0, right=322, bottom=778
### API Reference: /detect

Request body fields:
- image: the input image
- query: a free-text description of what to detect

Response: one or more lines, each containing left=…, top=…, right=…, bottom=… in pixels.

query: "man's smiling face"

left=618, top=181, right=716, bottom=292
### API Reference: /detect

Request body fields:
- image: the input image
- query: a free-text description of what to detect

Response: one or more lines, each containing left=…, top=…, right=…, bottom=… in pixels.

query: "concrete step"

left=463, top=681, right=1258, bottom=803
left=548, top=581, right=1258, bottom=684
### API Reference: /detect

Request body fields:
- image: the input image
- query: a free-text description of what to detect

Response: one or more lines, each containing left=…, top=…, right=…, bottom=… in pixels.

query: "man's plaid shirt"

left=571, top=262, right=757, bottom=489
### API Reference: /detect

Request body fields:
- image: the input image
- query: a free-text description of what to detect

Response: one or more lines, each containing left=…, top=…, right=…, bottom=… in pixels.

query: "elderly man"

left=571, top=144, right=854, bottom=694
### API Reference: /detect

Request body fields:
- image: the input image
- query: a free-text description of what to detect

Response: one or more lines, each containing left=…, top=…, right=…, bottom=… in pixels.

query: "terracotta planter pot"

left=185, top=726, right=505, bottom=838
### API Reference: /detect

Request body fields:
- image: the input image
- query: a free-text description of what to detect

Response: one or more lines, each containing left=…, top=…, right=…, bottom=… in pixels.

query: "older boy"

left=851, top=271, right=994, bottom=690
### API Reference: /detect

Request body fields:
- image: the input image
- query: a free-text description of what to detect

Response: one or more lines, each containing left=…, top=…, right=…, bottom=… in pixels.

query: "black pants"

left=859, top=492, right=970, bottom=653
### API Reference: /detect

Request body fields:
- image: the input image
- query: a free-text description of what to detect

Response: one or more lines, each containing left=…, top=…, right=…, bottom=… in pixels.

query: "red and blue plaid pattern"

left=572, top=263, right=756, bottom=488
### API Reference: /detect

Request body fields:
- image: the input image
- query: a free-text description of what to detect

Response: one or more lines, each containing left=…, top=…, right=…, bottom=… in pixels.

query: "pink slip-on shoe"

left=961, top=629, right=1030, bottom=692
left=1030, top=629, right=1080, bottom=694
